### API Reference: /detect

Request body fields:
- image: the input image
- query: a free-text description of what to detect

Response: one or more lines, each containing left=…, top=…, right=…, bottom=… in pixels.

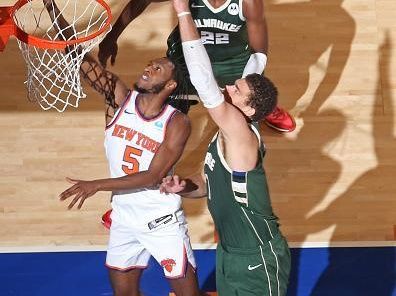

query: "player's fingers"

left=159, top=184, right=168, bottom=194
left=110, top=46, right=117, bottom=66
left=173, top=175, right=180, bottom=185
left=98, top=52, right=106, bottom=68
left=59, top=185, right=78, bottom=200
left=162, top=175, right=173, bottom=184
left=68, top=192, right=83, bottom=210
left=65, top=177, right=79, bottom=184
left=77, top=196, right=86, bottom=209
left=98, top=46, right=108, bottom=68
left=159, top=181, right=166, bottom=191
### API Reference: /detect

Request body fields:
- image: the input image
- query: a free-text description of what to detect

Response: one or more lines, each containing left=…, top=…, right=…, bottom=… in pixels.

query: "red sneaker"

left=101, top=209, right=112, bottom=229
left=264, top=106, right=296, bottom=132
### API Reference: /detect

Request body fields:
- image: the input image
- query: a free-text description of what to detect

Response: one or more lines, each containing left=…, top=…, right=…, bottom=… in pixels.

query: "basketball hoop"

left=0, top=0, right=112, bottom=112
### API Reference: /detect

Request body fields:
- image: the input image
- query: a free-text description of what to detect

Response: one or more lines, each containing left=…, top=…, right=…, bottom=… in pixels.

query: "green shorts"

left=166, top=26, right=250, bottom=89
left=216, top=233, right=291, bottom=296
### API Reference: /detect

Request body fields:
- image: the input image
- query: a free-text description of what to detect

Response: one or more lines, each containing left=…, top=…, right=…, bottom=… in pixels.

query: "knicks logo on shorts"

left=161, top=258, right=176, bottom=273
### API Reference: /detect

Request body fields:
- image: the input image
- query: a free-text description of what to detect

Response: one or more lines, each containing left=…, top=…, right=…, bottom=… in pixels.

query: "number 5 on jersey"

left=122, top=146, right=143, bottom=174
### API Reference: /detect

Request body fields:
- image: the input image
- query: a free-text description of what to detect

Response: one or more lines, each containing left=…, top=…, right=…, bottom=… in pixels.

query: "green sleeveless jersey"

left=204, top=124, right=280, bottom=249
left=190, top=0, right=250, bottom=62
left=167, top=0, right=251, bottom=87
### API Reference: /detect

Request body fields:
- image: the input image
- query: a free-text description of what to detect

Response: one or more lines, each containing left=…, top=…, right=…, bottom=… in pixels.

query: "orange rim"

left=10, top=0, right=112, bottom=50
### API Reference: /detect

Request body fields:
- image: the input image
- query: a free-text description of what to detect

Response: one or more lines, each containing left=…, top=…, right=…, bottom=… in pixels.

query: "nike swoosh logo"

left=124, top=110, right=135, bottom=115
left=248, top=264, right=263, bottom=271
left=191, top=4, right=205, bottom=8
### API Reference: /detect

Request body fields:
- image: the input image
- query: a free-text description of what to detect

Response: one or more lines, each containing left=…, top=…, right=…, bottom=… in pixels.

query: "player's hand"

left=172, top=0, right=190, bottom=15
left=98, top=37, right=118, bottom=68
left=42, top=0, right=53, bottom=7
left=160, top=175, right=186, bottom=194
left=59, top=177, right=100, bottom=209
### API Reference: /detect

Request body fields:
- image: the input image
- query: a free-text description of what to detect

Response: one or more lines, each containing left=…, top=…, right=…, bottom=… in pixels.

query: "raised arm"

left=242, top=0, right=268, bottom=77
left=174, top=0, right=253, bottom=141
left=59, top=112, right=191, bottom=209
left=78, top=54, right=128, bottom=124
left=43, top=0, right=129, bottom=123
left=98, top=0, right=168, bottom=67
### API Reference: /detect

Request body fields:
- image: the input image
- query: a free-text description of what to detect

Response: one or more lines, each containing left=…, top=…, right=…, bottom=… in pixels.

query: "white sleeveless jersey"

left=104, top=91, right=182, bottom=227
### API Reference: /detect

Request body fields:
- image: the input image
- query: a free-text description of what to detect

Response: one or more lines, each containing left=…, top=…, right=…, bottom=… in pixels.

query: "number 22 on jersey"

left=201, top=31, right=229, bottom=44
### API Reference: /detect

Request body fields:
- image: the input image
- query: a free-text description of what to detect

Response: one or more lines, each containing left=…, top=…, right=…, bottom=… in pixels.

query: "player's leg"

left=106, top=219, right=151, bottom=296
left=108, top=268, right=143, bottom=296
left=168, top=263, right=200, bottom=296
left=139, top=212, right=200, bottom=295
left=219, top=234, right=291, bottom=296
left=215, top=244, right=238, bottom=296
left=266, top=235, right=291, bottom=296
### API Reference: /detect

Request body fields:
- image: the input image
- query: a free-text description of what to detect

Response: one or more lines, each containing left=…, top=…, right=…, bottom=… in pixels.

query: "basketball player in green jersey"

left=98, top=0, right=296, bottom=133
left=160, top=0, right=291, bottom=295
left=99, top=0, right=296, bottom=230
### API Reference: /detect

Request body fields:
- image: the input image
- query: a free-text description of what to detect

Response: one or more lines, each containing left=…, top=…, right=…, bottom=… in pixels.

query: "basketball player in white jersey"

left=98, top=0, right=296, bottom=229
left=43, top=1, right=200, bottom=295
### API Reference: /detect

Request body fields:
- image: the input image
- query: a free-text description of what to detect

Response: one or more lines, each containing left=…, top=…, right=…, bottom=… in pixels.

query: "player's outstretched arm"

left=42, top=0, right=129, bottom=121
left=98, top=0, right=168, bottom=67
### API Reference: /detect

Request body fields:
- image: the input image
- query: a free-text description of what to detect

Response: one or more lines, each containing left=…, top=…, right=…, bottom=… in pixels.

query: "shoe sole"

left=101, top=217, right=111, bottom=229
left=264, top=118, right=296, bottom=133
left=101, top=221, right=111, bottom=230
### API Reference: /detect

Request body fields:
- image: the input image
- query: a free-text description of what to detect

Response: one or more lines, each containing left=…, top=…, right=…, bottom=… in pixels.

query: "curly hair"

left=245, top=74, right=278, bottom=122
left=166, top=56, right=193, bottom=114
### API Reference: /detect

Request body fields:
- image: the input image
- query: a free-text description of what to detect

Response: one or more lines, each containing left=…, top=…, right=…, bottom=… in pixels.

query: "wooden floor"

left=0, top=0, right=395, bottom=249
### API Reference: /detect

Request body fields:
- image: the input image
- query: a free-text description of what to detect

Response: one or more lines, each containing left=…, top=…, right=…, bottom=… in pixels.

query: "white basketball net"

left=13, top=0, right=111, bottom=112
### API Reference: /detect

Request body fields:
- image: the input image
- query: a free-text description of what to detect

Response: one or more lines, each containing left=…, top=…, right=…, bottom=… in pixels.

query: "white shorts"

left=105, top=211, right=196, bottom=279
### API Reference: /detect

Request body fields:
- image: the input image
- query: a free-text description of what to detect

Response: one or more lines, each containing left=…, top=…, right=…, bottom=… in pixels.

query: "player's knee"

left=169, top=265, right=199, bottom=296
left=112, top=284, right=140, bottom=296
left=109, top=269, right=141, bottom=296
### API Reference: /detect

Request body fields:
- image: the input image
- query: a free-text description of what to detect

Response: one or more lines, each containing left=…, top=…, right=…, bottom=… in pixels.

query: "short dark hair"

left=245, top=74, right=278, bottom=122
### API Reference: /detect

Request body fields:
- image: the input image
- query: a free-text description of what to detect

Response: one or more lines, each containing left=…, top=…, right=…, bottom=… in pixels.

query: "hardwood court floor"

left=0, top=0, right=395, bottom=250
